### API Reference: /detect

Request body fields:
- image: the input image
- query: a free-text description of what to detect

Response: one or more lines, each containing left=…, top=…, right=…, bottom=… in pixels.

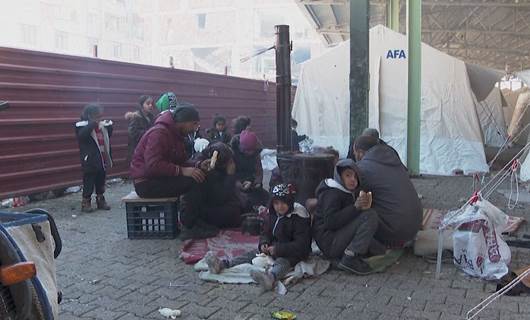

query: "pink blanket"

left=180, top=230, right=259, bottom=264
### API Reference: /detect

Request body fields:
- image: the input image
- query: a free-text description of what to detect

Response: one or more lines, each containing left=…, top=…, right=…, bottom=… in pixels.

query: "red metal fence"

left=0, top=47, right=277, bottom=199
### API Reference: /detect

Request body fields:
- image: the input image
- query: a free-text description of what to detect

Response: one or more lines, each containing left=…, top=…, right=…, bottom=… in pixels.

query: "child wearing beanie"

left=205, top=183, right=312, bottom=291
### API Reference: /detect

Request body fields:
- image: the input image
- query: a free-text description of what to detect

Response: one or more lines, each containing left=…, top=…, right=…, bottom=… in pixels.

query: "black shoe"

left=337, top=255, right=374, bottom=275
left=179, top=222, right=219, bottom=240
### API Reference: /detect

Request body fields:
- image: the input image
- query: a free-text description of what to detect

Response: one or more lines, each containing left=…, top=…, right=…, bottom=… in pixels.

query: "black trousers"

left=134, top=176, right=201, bottom=228
left=82, top=170, right=106, bottom=199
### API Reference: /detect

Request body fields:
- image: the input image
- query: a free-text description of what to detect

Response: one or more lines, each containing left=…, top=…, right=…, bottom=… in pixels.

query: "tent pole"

left=350, top=0, right=370, bottom=145
left=407, top=0, right=421, bottom=175
left=387, top=0, right=400, bottom=31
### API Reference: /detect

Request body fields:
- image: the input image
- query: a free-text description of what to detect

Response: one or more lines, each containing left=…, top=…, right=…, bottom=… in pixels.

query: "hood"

left=315, top=159, right=360, bottom=196
left=287, top=203, right=310, bottom=218
left=362, top=144, right=403, bottom=167
left=154, top=110, right=180, bottom=137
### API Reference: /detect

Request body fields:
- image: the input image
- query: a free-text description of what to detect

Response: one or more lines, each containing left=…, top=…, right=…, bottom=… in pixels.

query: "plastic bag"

left=299, top=137, right=313, bottom=153
left=444, top=199, right=511, bottom=280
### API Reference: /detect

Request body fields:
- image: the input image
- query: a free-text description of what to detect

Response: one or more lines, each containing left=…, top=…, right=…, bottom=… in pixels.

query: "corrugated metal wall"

left=0, top=47, right=277, bottom=199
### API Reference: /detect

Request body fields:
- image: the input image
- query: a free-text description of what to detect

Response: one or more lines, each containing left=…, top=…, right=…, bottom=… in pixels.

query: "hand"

left=252, top=182, right=262, bottom=189
left=260, top=244, right=269, bottom=253
left=226, top=159, right=236, bottom=175
left=355, top=191, right=371, bottom=210
left=199, top=159, right=211, bottom=171
left=181, top=167, right=206, bottom=183
left=241, top=181, right=252, bottom=191
left=266, top=246, right=275, bottom=256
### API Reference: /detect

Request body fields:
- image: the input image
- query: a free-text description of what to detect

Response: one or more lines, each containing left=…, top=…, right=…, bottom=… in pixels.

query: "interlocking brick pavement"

left=8, top=174, right=530, bottom=320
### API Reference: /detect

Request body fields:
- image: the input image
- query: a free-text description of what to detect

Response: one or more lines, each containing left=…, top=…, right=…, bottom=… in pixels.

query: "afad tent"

left=475, top=87, right=508, bottom=148
left=512, top=71, right=530, bottom=181
left=292, top=25, right=491, bottom=175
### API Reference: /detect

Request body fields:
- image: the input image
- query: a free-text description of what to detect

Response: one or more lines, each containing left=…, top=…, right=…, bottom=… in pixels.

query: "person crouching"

left=205, top=183, right=311, bottom=291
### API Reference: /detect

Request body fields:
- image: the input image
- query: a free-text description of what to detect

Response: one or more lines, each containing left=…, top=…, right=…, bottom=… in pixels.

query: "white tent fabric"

left=292, top=25, right=488, bottom=175
left=517, top=70, right=530, bottom=87
left=476, top=87, right=508, bottom=147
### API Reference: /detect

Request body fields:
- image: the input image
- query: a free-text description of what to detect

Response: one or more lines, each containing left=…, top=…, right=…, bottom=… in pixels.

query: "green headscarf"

left=155, top=92, right=177, bottom=112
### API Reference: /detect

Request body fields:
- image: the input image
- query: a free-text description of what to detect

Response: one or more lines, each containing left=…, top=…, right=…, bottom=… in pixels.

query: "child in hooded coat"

left=205, top=183, right=312, bottom=291
left=313, top=159, right=380, bottom=275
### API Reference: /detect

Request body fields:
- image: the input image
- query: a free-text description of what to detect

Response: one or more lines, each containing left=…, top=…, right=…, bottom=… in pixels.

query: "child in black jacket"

left=75, top=104, right=113, bottom=213
left=205, top=183, right=311, bottom=291
left=206, top=115, right=232, bottom=144
left=313, top=159, right=379, bottom=275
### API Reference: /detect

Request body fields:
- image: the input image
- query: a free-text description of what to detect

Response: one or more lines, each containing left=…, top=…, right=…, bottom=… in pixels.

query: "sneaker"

left=205, top=252, right=224, bottom=274
left=179, top=223, right=219, bottom=240
left=337, top=255, right=374, bottom=275
left=250, top=270, right=275, bottom=291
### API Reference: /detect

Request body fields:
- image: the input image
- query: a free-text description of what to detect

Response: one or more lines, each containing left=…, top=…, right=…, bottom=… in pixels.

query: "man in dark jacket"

left=130, top=104, right=216, bottom=239
left=204, top=183, right=311, bottom=290
left=313, top=159, right=378, bottom=275
left=353, top=135, right=422, bottom=245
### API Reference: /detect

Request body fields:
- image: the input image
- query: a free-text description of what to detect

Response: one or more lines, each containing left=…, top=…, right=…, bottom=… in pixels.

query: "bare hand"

left=355, top=191, right=371, bottom=210
left=241, top=181, right=252, bottom=191
left=252, top=182, right=262, bottom=189
left=181, top=167, right=206, bottom=183
left=200, top=159, right=211, bottom=171
left=260, top=244, right=269, bottom=253
left=226, top=159, right=236, bottom=175
left=266, top=246, right=275, bottom=256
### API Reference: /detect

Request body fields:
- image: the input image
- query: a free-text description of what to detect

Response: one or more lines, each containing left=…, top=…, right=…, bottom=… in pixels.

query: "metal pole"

left=350, top=0, right=370, bottom=142
left=407, top=0, right=421, bottom=175
left=387, top=0, right=400, bottom=31
left=275, top=25, right=292, bottom=152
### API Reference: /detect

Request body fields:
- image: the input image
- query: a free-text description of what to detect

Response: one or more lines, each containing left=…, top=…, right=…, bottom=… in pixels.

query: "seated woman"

left=194, top=142, right=244, bottom=228
left=312, top=159, right=379, bottom=275
left=230, top=129, right=270, bottom=209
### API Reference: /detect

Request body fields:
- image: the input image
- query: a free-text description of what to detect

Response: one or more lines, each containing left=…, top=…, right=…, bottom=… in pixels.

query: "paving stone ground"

left=9, top=174, right=530, bottom=320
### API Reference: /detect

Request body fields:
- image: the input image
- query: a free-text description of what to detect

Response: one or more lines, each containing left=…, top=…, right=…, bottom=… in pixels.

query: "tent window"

left=197, top=14, right=207, bottom=29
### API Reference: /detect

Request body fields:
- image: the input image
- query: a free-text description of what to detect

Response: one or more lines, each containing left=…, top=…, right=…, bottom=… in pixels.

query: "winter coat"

left=206, top=128, right=232, bottom=144
left=355, top=144, right=422, bottom=242
left=130, top=111, right=196, bottom=179
left=125, top=109, right=155, bottom=163
left=75, top=120, right=113, bottom=173
left=313, top=160, right=363, bottom=255
left=259, top=203, right=312, bottom=266
left=230, top=134, right=263, bottom=184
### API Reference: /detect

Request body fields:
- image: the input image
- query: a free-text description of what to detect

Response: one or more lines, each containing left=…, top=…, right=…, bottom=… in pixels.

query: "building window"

left=197, top=14, right=206, bottom=29
left=133, top=46, right=141, bottom=61
left=55, top=31, right=68, bottom=50
left=20, top=24, right=37, bottom=46
left=113, top=43, right=123, bottom=58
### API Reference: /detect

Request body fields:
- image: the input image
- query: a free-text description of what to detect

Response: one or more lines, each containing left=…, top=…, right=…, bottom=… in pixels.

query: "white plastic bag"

left=443, top=199, right=511, bottom=280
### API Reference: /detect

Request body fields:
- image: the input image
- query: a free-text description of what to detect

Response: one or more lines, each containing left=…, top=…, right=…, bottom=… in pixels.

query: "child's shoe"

left=96, top=195, right=111, bottom=210
left=250, top=270, right=275, bottom=291
left=81, top=197, right=94, bottom=213
left=205, top=252, right=224, bottom=274
left=337, top=254, right=374, bottom=275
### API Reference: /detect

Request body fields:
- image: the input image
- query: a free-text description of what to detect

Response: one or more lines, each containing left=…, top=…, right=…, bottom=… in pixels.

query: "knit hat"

left=155, top=92, right=177, bottom=112
left=270, top=183, right=296, bottom=212
left=171, top=103, right=200, bottom=123
left=239, top=130, right=258, bottom=152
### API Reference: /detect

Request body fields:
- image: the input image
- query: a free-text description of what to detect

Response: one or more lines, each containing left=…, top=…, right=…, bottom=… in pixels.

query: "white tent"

left=293, top=25, right=489, bottom=175
left=475, top=87, right=508, bottom=147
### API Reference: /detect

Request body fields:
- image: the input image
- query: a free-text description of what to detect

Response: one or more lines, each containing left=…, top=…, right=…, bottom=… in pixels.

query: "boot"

left=81, top=197, right=94, bottom=213
left=96, top=195, right=111, bottom=210
left=337, top=254, right=374, bottom=276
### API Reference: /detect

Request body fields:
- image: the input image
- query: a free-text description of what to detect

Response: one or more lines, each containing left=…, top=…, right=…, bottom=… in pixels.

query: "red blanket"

left=180, top=230, right=259, bottom=264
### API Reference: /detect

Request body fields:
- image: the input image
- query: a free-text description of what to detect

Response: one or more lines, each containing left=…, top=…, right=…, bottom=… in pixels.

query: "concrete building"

left=0, top=0, right=324, bottom=83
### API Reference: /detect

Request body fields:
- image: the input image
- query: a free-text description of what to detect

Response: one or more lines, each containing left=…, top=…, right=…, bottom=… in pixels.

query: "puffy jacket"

left=230, top=134, right=263, bottom=184
left=125, top=109, right=154, bottom=163
left=130, top=111, right=195, bottom=179
left=259, top=203, right=312, bottom=266
left=75, top=120, right=113, bottom=173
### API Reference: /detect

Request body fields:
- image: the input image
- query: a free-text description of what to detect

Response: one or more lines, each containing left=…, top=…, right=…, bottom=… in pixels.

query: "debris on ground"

left=159, top=308, right=181, bottom=319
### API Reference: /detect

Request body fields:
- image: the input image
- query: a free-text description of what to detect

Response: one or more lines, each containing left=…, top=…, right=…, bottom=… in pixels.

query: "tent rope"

left=466, top=267, right=530, bottom=320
